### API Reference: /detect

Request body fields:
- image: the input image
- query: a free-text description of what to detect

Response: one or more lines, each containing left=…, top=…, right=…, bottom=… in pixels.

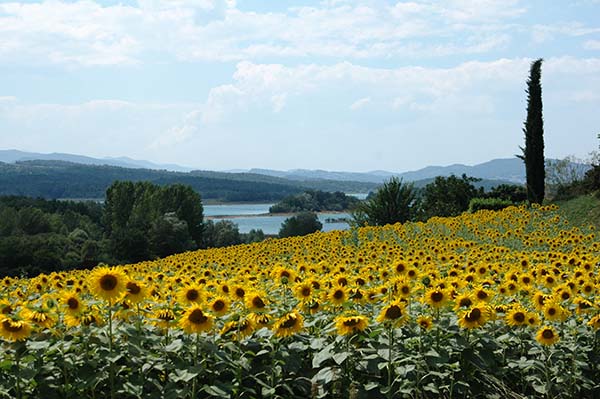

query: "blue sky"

left=1, top=0, right=599, bottom=172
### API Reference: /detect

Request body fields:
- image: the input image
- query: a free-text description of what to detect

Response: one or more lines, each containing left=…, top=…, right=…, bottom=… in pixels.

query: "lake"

left=204, top=203, right=351, bottom=234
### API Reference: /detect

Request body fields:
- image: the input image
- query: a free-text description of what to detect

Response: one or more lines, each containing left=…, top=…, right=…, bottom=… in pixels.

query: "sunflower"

left=416, top=315, right=433, bottom=331
left=505, top=306, right=528, bottom=327
left=328, top=286, right=348, bottom=306
left=59, top=291, right=84, bottom=315
left=64, top=307, right=104, bottom=328
left=208, top=297, right=230, bottom=316
left=423, top=288, right=448, bottom=309
left=535, top=326, right=559, bottom=345
left=152, top=307, right=177, bottom=330
left=532, top=291, right=549, bottom=311
left=273, top=311, right=304, bottom=338
left=0, top=299, right=15, bottom=316
left=248, top=312, right=271, bottom=329
left=574, top=297, right=594, bottom=315
left=453, top=292, right=475, bottom=311
left=294, top=282, right=314, bottom=302
left=125, top=280, right=147, bottom=304
left=0, top=316, right=32, bottom=342
left=526, top=312, right=540, bottom=327
left=177, top=285, right=203, bottom=306
left=395, top=278, right=412, bottom=299
left=245, top=291, right=268, bottom=312
left=180, top=305, right=213, bottom=334
left=473, top=286, right=492, bottom=302
left=335, top=315, right=369, bottom=336
left=220, top=318, right=254, bottom=340
left=88, top=266, right=128, bottom=302
left=543, top=300, right=568, bottom=322
left=458, top=304, right=489, bottom=329
left=376, top=301, right=406, bottom=325
left=21, top=306, right=56, bottom=329
left=588, top=314, right=600, bottom=330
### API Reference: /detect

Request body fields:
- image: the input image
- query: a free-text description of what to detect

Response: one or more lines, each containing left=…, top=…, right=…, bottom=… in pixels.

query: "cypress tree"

left=518, top=58, right=545, bottom=204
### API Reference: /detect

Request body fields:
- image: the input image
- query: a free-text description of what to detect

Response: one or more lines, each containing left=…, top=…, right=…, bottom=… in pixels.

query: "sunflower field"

left=1, top=204, right=600, bottom=398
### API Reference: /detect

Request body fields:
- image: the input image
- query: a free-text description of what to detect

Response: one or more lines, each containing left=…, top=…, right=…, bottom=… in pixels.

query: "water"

left=204, top=203, right=351, bottom=234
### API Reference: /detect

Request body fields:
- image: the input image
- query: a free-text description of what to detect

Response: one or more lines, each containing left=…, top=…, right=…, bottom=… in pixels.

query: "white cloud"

left=584, top=39, right=600, bottom=50
left=0, top=0, right=527, bottom=66
left=350, top=97, right=371, bottom=110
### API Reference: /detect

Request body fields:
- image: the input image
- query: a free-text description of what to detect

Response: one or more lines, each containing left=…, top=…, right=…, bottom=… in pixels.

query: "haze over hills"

left=0, top=149, right=531, bottom=198
left=0, top=149, right=529, bottom=183
left=0, top=149, right=194, bottom=172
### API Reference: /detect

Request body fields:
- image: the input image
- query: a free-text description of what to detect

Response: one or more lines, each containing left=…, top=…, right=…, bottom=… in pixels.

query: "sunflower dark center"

left=431, top=292, right=444, bottom=302
left=542, top=329, right=554, bottom=339
left=396, top=264, right=405, bottom=273
left=280, top=315, right=297, bottom=329
left=401, top=286, right=410, bottom=295
left=67, top=298, right=79, bottom=310
left=477, top=291, right=488, bottom=300
left=459, top=298, right=472, bottom=307
left=385, top=305, right=402, bottom=319
left=186, top=289, right=199, bottom=301
left=235, top=288, right=245, bottom=298
left=2, top=320, right=23, bottom=332
left=513, top=312, right=525, bottom=323
left=548, top=308, right=556, bottom=315
left=343, top=318, right=360, bottom=327
left=127, top=282, right=141, bottom=295
left=465, top=308, right=482, bottom=322
left=213, top=300, right=225, bottom=311
left=301, top=288, right=311, bottom=297
left=189, top=309, right=208, bottom=324
left=99, top=275, right=118, bottom=291
left=333, top=290, right=344, bottom=300
left=252, top=297, right=266, bottom=308
left=1, top=305, right=13, bottom=314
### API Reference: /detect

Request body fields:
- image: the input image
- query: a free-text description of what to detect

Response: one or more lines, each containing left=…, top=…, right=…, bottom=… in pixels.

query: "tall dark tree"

left=518, top=58, right=545, bottom=204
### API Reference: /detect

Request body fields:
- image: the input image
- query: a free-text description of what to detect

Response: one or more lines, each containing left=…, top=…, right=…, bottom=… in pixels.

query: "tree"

left=518, top=58, right=545, bottom=204
left=351, top=177, right=417, bottom=227
left=202, top=220, right=242, bottom=248
left=420, top=174, right=482, bottom=220
left=279, top=212, right=322, bottom=238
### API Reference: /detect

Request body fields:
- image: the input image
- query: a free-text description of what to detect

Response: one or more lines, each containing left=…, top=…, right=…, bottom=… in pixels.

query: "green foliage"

left=270, top=190, right=360, bottom=213
left=279, top=212, right=323, bottom=238
left=0, top=197, right=109, bottom=277
left=242, top=228, right=266, bottom=244
left=419, top=174, right=483, bottom=220
left=468, top=197, right=513, bottom=213
left=485, top=184, right=527, bottom=203
left=351, top=177, right=417, bottom=227
left=0, top=160, right=378, bottom=202
left=104, top=181, right=204, bottom=262
left=518, top=58, right=546, bottom=204
left=202, top=220, right=242, bottom=248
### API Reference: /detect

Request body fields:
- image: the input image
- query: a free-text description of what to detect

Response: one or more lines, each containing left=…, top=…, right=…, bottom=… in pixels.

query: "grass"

left=553, top=191, right=600, bottom=229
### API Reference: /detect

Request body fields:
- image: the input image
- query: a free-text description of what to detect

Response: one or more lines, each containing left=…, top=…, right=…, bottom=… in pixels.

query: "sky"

left=0, top=0, right=599, bottom=172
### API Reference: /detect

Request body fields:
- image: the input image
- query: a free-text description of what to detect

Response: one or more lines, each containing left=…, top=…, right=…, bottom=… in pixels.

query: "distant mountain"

left=0, top=150, right=193, bottom=172
left=246, top=158, right=526, bottom=184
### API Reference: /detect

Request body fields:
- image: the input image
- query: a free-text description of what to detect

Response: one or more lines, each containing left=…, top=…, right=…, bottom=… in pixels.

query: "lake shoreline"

left=206, top=210, right=350, bottom=220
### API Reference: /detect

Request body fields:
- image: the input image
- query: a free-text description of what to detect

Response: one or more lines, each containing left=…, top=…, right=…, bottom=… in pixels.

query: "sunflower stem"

left=387, top=324, right=394, bottom=399
left=191, top=332, right=200, bottom=399
left=14, top=346, right=22, bottom=399
left=108, top=301, right=115, bottom=399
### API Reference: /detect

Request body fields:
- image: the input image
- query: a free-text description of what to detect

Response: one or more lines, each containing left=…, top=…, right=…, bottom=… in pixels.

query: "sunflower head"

left=458, top=304, right=489, bottom=329
left=88, top=267, right=128, bottom=302
left=335, top=315, right=369, bottom=336
left=376, top=301, right=406, bottom=325
left=0, top=316, right=32, bottom=342
left=180, top=305, right=213, bottom=334
left=536, top=325, right=559, bottom=345
left=273, top=311, right=303, bottom=338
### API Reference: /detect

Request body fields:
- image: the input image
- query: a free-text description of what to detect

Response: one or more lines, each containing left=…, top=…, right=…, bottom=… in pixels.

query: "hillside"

left=554, top=192, right=600, bottom=230
left=0, top=160, right=377, bottom=201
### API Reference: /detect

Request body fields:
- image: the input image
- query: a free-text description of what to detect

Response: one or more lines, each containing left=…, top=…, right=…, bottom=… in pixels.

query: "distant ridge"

left=0, top=149, right=194, bottom=172
left=246, top=158, right=526, bottom=184
left=1, top=149, right=529, bottom=186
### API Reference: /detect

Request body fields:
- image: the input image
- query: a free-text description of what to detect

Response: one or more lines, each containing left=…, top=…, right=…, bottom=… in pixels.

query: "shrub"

left=468, top=197, right=513, bottom=213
